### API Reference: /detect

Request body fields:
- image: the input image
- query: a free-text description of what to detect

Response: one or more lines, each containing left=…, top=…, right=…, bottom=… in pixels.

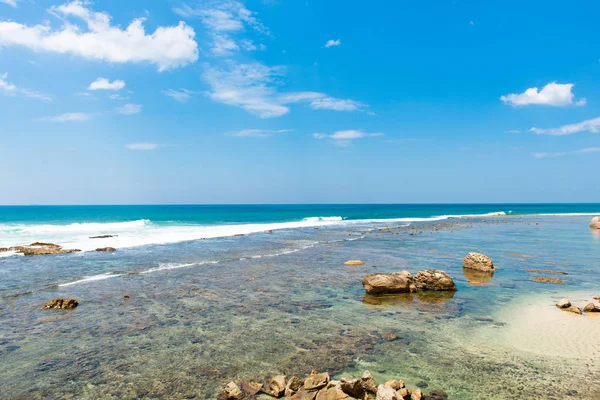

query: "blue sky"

left=0, top=0, right=598, bottom=204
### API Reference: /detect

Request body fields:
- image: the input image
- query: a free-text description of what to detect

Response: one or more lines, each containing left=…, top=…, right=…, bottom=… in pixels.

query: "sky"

left=0, top=0, right=599, bottom=204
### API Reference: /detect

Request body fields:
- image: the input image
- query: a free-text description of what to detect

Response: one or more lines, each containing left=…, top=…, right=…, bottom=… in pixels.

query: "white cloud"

left=500, top=82, right=585, bottom=107
left=175, top=0, right=268, bottom=57
left=227, top=129, right=291, bottom=137
left=203, top=62, right=370, bottom=118
left=530, top=116, right=600, bottom=136
left=116, top=103, right=142, bottom=115
left=88, top=77, right=125, bottom=91
left=313, top=130, right=383, bottom=146
left=0, top=1, right=198, bottom=71
left=533, top=147, right=600, bottom=159
left=0, top=72, right=52, bottom=102
left=163, top=89, right=195, bottom=103
left=126, top=143, right=159, bottom=150
left=1, top=0, right=18, bottom=8
left=36, top=112, right=93, bottom=122
left=324, top=39, right=341, bottom=48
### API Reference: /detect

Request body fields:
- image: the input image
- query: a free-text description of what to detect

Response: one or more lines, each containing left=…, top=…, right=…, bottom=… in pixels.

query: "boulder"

left=43, top=298, right=78, bottom=310
left=304, top=372, right=330, bottom=391
left=556, top=298, right=571, bottom=309
left=376, top=385, right=400, bottom=400
left=590, top=216, right=600, bottom=230
left=217, top=382, right=243, bottom=400
left=462, top=252, right=495, bottom=272
left=583, top=303, right=600, bottom=312
left=96, top=247, right=117, bottom=252
left=362, top=271, right=414, bottom=295
left=344, top=260, right=364, bottom=266
left=269, top=375, right=288, bottom=398
left=413, top=270, right=457, bottom=291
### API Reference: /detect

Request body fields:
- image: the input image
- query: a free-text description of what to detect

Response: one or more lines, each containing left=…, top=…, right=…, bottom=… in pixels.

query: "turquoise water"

left=1, top=205, right=600, bottom=399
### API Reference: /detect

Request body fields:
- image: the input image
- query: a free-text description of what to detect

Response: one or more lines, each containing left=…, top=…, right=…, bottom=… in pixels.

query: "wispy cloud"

left=125, top=143, right=160, bottom=150
left=0, top=1, right=198, bottom=71
left=163, top=89, right=195, bottom=103
left=36, top=112, right=94, bottom=122
left=0, top=0, right=19, bottom=8
left=175, top=0, right=268, bottom=56
left=530, top=116, right=600, bottom=136
left=0, top=72, right=52, bottom=102
left=313, top=130, right=383, bottom=146
left=88, top=78, right=125, bottom=91
left=324, top=39, right=341, bottom=48
left=500, top=82, right=585, bottom=107
left=116, top=103, right=142, bottom=115
left=227, top=129, right=291, bottom=137
left=533, top=147, right=600, bottom=159
left=203, top=62, right=370, bottom=118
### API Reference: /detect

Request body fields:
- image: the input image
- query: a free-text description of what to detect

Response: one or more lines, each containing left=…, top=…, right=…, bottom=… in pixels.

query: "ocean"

left=1, top=204, right=600, bottom=399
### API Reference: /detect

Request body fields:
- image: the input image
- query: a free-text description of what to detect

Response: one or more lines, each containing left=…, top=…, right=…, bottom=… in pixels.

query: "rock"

left=361, top=271, right=414, bottom=295
left=316, top=383, right=352, bottom=400
left=269, top=375, right=288, bottom=398
left=242, top=381, right=264, bottom=396
left=304, top=372, right=330, bottom=391
left=590, top=216, right=600, bottom=230
left=96, top=247, right=117, bottom=252
left=89, top=235, right=118, bottom=239
left=285, top=376, right=304, bottom=397
left=384, top=380, right=405, bottom=390
left=583, top=303, right=600, bottom=312
left=344, top=260, right=364, bottom=266
left=564, top=306, right=582, bottom=315
left=43, top=298, right=78, bottom=310
left=462, top=252, right=495, bottom=272
left=217, top=382, right=243, bottom=400
left=556, top=298, right=571, bottom=309
left=410, top=389, right=423, bottom=400
left=376, top=385, right=399, bottom=400
left=413, top=270, right=457, bottom=291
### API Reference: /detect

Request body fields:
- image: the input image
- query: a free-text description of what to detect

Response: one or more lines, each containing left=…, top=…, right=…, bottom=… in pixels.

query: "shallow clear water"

left=1, top=212, right=600, bottom=399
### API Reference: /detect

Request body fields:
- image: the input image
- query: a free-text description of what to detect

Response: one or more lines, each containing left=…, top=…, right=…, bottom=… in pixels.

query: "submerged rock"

left=556, top=298, right=571, bottom=309
left=217, top=382, right=243, bottom=400
left=43, top=298, right=78, bottom=310
left=344, top=260, right=364, bottom=266
left=590, top=216, right=600, bottom=230
left=462, top=252, right=495, bottom=272
left=583, top=303, right=600, bottom=312
left=361, top=271, right=414, bottom=295
left=413, top=270, right=457, bottom=291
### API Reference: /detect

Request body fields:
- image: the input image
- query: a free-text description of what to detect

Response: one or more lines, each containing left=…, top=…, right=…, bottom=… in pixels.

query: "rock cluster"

left=361, top=270, right=456, bottom=295
left=4, top=242, right=80, bottom=256
left=462, top=252, right=495, bottom=273
left=217, top=370, right=447, bottom=400
left=43, top=298, right=79, bottom=310
left=590, top=217, right=600, bottom=230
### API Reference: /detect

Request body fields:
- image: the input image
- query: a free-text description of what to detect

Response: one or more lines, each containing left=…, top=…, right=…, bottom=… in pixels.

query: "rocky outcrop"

left=43, top=298, right=78, bottom=310
left=344, top=260, right=364, bottom=266
left=362, top=270, right=456, bottom=295
left=413, top=270, right=457, bottom=291
left=362, top=271, right=415, bottom=295
left=220, top=371, right=442, bottom=400
left=462, top=252, right=495, bottom=272
left=10, top=243, right=80, bottom=256
left=96, top=247, right=117, bottom=252
left=590, top=217, right=600, bottom=230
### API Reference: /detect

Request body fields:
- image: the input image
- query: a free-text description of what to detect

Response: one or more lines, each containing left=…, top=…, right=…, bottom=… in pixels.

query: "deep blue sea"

left=1, top=204, right=600, bottom=399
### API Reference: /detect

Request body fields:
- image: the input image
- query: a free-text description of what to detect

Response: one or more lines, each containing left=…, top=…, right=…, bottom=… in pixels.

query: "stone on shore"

left=462, top=252, right=495, bottom=272
left=556, top=298, right=571, bottom=309
left=43, top=298, right=78, bottom=310
left=590, top=216, right=600, bottom=230
left=361, top=271, right=414, bottom=295
left=344, top=260, right=364, bottom=266
left=96, top=247, right=117, bottom=252
left=217, top=382, right=243, bottom=400
left=583, top=303, right=600, bottom=312
left=413, top=270, right=457, bottom=291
